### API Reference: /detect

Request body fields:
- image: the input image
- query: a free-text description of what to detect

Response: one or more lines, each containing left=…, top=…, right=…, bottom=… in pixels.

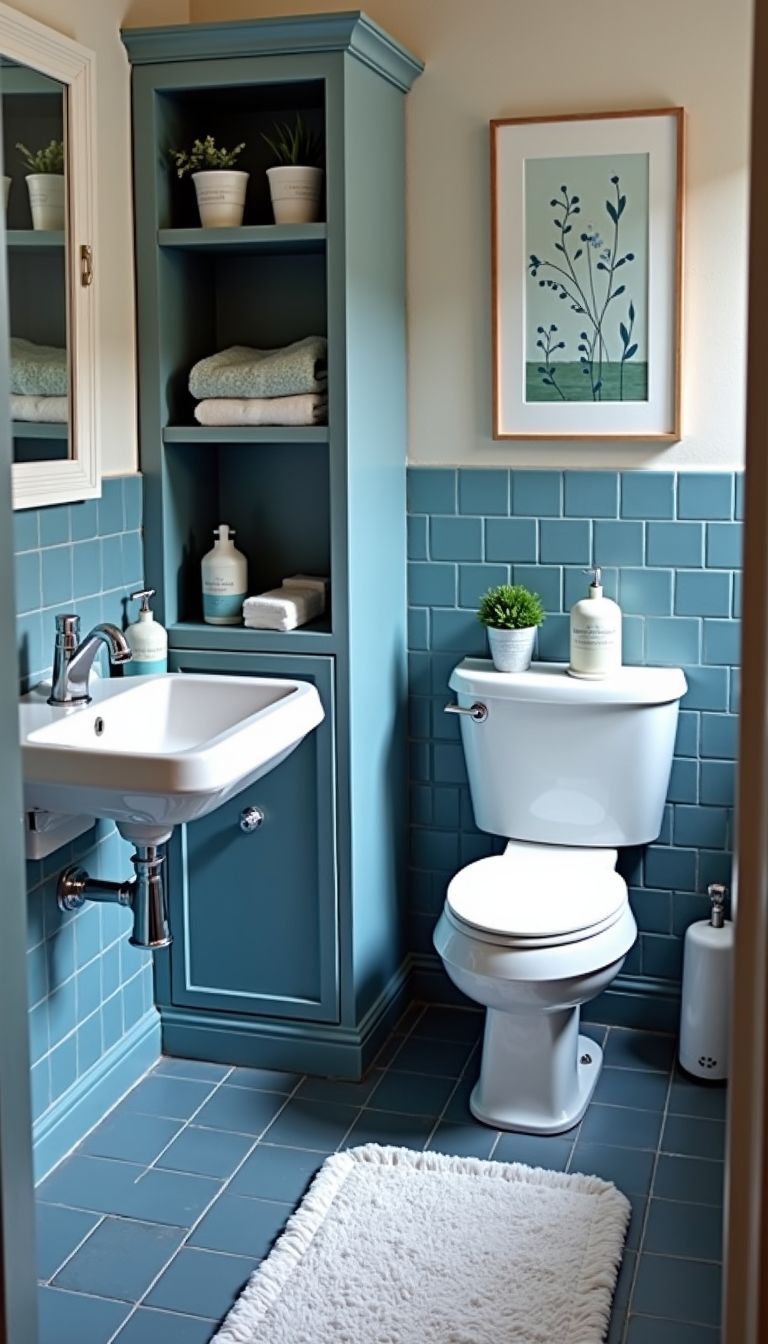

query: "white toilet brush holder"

left=678, top=883, right=733, bottom=1080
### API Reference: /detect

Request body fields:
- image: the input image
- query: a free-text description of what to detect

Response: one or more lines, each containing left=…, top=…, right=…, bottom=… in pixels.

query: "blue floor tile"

left=113, top=1306, right=218, bottom=1344
left=425, top=1120, right=497, bottom=1158
left=579, top=1103, right=663, bottom=1150
left=194, top=1085, right=287, bottom=1137
left=626, top=1317, right=720, bottom=1342
left=36, top=1203, right=101, bottom=1281
left=662, top=1113, right=726, bottom=1161
left=633, top=1253, right=721, bottom=1326
left=188, top=1192, right=291, bottom=1258
left=411, top=1005, right=483, bottom=1042
left=123, top=1075, right=216, bottom=1120
left=607, top=1249, right=636, bottom=1344
left=441, top=1073, right=476, bottom=1124
left=604, top=1029, right=675, bottom=1072
left=571, top=1141, right=655, bottom=1195
left=644, top=1197, right=723, bottom=1261
left=294, top=1073, right=382, bottom=1106
left=367, top=1069, right=457, bottom=1116
left=38, top=1285, right=131, bottom=1344
left=229, top=1145, right=323, bottom=1203
left=653, top=1154, right=724, bottom=1206
left=593, top=1067, right=669, bottom=1112
left=53, top=1217, right=185, bottom=1301
left=388, top=1035, right=476, bottom=1077
left=493, top=1132, right=572, bottom=1171
left=155, top=1125, right=254, bottom=1179
left=344, top=1109, right=435, bottom=1152
left=81, top=1110, right=182, bottom=1165
left=153, top=1057, right=231, bottom=1084
left=262, top=1097, right=359, bottom=1151
left=39, top=1155, right=221, bottom=1225
left=145, top=1247, right=251, bottom=1320
left=668, top=1072, right=727, bottom=1120
left=624, top=1193, right=647, bottom=1251
left=227, top=1066, right=300, bottom=1094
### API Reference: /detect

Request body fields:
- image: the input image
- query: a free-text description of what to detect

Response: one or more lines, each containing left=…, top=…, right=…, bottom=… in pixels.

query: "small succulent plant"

left=261, top=114, right=322, bottom=168
left=16, top=140, right=64, bottom=174
left=169, top=136, right=245, bottom=178
left=477, top=584, right=545, bottom=631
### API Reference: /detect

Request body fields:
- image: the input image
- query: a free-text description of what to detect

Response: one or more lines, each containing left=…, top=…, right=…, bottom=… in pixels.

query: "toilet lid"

left=446, top=852, right=627, bottom=941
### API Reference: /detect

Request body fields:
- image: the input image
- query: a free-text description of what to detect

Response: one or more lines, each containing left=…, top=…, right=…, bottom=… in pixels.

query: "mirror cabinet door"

left=0, top=4, right=97, bottom=509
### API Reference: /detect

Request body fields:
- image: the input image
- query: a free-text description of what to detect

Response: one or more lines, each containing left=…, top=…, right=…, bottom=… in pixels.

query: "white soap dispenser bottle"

left=568, top=566, right=622, bottom=679
left=125, top=588, right=168, bottom=675
left=201, top=524, right=248, bottom=626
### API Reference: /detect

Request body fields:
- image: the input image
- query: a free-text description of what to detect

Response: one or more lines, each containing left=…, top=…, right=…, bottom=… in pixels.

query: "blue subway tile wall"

left=407, top=469, right=741, bottom=1009
left=14, top=477, right=159, bottom=1165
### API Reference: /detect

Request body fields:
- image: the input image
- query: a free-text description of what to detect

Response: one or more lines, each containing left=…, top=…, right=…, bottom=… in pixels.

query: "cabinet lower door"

left=166, top=650, right=338, bottom=1022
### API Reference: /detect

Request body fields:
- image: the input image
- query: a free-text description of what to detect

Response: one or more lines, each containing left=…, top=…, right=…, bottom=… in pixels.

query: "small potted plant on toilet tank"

left=477, top=583, right=545, bottom=672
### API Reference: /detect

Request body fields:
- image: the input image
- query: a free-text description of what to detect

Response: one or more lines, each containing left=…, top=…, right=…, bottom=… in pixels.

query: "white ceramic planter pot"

left=2, top=177, right=10, bottom=211
left=26, top=173, right=64, bottom=230
left=266, top=165, right=323, bottom=224
left=192, top=170, right=249, bottom=228
left=487, top=625, right=537, bottom=673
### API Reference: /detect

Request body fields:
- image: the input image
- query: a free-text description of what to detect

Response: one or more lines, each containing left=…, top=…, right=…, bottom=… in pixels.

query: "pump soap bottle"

left=125, top=588, right=168, bottom=675
left=202, top=524, right=248, bottom=626
left=568, top=566, right=622, bottom=679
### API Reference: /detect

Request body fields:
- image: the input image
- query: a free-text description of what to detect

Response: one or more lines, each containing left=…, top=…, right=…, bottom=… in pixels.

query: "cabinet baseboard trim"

left=33, top=1010, right=161, bottom=1183
left=158, top=962, right=411, bottom=1079
left=407, top=953, right=681, bottom=1034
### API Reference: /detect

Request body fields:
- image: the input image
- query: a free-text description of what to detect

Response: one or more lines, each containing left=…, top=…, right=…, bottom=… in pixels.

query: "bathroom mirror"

left=0, top=2, right=97, bottom=509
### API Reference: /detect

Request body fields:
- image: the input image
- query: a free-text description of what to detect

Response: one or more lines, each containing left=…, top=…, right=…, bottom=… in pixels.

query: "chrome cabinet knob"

left=239, top=806, right=264, bottom=833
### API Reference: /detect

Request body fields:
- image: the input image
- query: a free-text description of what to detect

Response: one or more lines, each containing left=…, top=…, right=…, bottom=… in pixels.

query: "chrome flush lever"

left=444, top=702, right=488, bottom=722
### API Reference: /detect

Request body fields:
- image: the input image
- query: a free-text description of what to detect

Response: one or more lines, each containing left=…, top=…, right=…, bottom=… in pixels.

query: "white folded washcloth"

left=194, top=394, right=327, bottom=427
left=11, top=393, right=68, bottom=423
left=243, top=585, right=325, bottom=632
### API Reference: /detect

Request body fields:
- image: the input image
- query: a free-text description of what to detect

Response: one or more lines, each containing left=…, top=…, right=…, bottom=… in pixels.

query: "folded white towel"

left=11, top=394, right=68, bottom=423
left=243, top=585, right=325, bottom=632
left=194, top=394, right=327, bottom=428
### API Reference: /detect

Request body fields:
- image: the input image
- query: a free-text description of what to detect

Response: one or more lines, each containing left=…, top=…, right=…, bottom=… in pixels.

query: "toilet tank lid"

left=449, top=659, right=687, bottom=706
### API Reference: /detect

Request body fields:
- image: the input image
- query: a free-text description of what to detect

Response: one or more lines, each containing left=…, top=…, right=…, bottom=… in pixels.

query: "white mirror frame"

left=0, top=1, right=98, bottom=510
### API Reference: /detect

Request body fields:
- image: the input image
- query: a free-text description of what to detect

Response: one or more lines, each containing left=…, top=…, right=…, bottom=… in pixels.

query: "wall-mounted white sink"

left=20, top=672, right=324, bottom=846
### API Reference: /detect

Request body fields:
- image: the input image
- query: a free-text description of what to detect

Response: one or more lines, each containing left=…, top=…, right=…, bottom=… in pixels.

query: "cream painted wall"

left=190, top=0, right=752, bottom=469
left=9, top=0, right=188, bottom=476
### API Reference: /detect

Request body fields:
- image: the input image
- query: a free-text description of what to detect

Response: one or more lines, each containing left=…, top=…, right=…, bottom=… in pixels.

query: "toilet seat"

left=446, top=851, right=627, bottom=948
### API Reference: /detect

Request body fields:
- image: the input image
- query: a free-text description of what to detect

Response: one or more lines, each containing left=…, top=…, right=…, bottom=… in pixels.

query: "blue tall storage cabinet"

left=122, top=15, right=423, bottom=1076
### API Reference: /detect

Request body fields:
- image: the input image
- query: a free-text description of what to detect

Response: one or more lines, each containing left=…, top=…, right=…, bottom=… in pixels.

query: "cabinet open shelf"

left=158, top=224, right=326, bottom=254
left=6, top=230, right=65, bottom=250
left=12, top=421, right=67, bottom=439
left=163, top=425, right=329, bottom=445
left=169, top=619, right=337, bottom=654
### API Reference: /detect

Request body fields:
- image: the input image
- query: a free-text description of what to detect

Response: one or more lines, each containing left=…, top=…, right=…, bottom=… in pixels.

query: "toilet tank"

left=449, top=660, right=687, bottom=847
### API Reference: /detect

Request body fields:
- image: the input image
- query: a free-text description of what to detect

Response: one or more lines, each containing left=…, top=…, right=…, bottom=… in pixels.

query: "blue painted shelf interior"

left=158, top=223, right=326, bottom=254
left=12, top=421, right=67, bottom=438
left=6, top=230, right=65, bottom=249
left=163, top=425, right=328, bottom=445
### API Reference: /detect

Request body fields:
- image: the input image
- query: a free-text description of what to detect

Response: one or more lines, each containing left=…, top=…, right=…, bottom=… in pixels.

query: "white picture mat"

left=495, top=113, right=680, bottom=438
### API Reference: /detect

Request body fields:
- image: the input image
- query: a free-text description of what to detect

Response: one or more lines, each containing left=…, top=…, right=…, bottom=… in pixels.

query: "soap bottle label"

left=125, top=656, right=168, bottom=677
left=203, top=588, right=246, bottom=621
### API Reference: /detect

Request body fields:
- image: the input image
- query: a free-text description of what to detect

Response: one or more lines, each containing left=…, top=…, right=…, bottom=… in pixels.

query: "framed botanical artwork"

left=491, top=107, right=684, bottom=441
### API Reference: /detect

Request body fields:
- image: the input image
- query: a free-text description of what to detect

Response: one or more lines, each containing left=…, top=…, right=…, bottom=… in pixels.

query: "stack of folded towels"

left=189, top=336, right=327, bottom=427
left=243, top=574, right=328, bottom=632
left=10, top=337, right=67, bottom=422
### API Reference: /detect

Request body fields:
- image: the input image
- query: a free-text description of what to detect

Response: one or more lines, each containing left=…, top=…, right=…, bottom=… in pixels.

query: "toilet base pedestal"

left=469, top=1005, right=603, bottom=1134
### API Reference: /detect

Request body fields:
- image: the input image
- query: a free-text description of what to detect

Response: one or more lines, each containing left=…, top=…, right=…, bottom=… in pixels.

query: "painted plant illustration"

left=525, top=153, right=649, bottom=402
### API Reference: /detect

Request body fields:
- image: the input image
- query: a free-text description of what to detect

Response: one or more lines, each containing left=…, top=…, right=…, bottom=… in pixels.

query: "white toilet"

left=433, top=658, right=687, bottom=1135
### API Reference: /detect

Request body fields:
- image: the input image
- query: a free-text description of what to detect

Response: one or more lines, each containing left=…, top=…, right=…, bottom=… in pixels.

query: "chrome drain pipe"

left=57, top=843, right=171, bottom=950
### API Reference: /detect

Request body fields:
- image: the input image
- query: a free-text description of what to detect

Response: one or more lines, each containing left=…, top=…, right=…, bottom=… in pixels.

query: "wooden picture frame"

left=491, top=107, right=684, bottom=441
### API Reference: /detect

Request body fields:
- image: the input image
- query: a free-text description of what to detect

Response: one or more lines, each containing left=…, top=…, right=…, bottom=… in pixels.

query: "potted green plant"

left=261, top=114, right=323, bottom=224
left=477, top=583, right=545, bottom=672
left=169, top=137, right=248, bottom=228
left=16, top=140, right=64, bottom=230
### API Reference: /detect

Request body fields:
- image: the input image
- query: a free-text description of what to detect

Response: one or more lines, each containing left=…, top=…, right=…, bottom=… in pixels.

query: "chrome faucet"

left=48, top=614, right=132, bottom=706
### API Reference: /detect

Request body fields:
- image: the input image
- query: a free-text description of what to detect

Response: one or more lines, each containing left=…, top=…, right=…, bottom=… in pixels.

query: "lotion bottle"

left=125, top=588, right=168, bottom=675
left=568, top=566, right=622, bottom=679
left=202, top=524, right=248, bottom=625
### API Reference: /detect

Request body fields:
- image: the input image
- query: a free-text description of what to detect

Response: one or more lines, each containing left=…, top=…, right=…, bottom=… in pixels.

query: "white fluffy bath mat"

left=213, top=1143, right=630, bottom=1344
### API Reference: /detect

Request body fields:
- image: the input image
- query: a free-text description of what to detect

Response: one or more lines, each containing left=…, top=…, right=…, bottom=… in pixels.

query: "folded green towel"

left=189, top=336, right=327, bottom=400
left=10, top=337, right=67, bottom=397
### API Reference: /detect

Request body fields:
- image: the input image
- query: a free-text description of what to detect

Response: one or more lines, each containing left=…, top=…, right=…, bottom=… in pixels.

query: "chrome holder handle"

left=444, top=702, right=488, bottom=723
left=240, top=806, right=265, bottom=833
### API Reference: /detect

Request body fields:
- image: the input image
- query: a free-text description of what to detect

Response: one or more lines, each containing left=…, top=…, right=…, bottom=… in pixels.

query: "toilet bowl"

left=434, top=659, right=686, bottom=1135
